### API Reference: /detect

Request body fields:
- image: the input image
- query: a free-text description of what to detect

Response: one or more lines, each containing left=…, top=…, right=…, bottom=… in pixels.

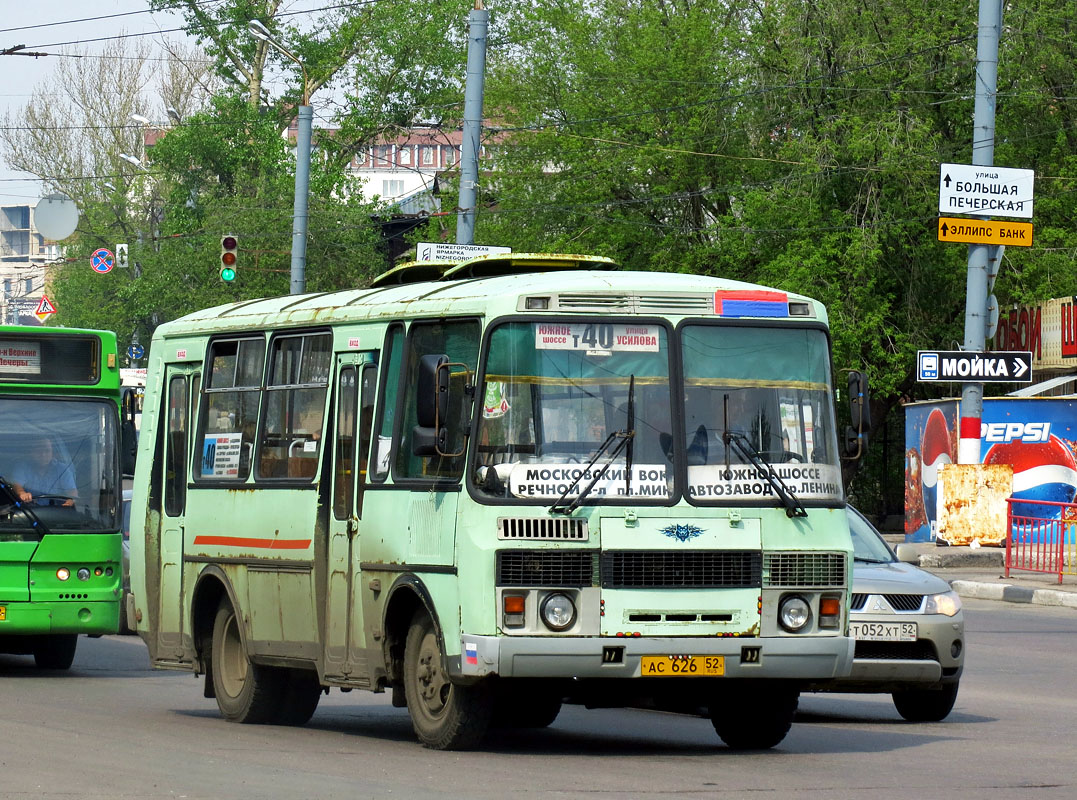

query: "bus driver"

left=9, top=435, right=77, bottom=507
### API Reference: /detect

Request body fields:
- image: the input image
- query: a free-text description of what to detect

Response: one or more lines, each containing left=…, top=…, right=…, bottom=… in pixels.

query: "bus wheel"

left=210, top=601, right=282, bottom=723
left=33, top=634, right=77, bottom=670
left=403, top=611, right=493, bottom=750
left=277, top=668, right=322, bottom=726
left=708, top=685, right=799, bottom=750
left=493, top=683, right=563, bottom=729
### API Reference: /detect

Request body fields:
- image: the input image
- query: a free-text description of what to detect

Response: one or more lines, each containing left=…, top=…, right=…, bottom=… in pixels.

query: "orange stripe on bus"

left=192, top=535, right=312, bottom=550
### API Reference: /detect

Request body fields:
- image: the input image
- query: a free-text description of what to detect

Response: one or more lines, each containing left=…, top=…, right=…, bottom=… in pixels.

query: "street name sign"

left=916, top=350, right=1032, bottom=383
left=938, top=163, right=1035, bottom=218
left=415, top=242, right=511, bottom=262
left=938, top=217, right=1033, bottom=247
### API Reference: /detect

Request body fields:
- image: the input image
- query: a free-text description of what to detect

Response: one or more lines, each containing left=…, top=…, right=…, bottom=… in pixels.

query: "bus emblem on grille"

left=660, top=523, right=704, bottom=542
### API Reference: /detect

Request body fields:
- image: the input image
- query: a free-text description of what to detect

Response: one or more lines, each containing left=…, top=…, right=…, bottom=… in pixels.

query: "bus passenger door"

left=158, top=366, right=197, bottom=659
left=325, top=355, right=376, bottom=678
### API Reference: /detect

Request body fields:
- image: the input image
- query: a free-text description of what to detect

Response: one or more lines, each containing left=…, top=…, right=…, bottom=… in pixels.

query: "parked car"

left=806, top=507, right=964, bottom=721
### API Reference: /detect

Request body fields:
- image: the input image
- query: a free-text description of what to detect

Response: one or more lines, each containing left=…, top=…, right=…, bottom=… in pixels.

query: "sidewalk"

left=885, top=536, right=1077, bottom=609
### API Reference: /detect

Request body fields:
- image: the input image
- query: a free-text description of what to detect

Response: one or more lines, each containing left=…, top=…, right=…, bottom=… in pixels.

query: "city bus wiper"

left=624, top=375, right=635, bottom=496
left=550, top=424, right=636, bottom=516
left=0, top=474, right=50, bottom=535
left=721, top=396, right=806, bottom=519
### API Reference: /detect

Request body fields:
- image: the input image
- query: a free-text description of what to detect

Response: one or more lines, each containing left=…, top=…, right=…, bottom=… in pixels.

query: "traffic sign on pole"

left=91, top=248, right=115, bottom=273
left=34, top=295, right=57, bottom=323
left=938, top=163, right=1035, bottom=218
left=916, top=350, right=1032, bottom=383
left=938, top=217, right=1032, bottom=247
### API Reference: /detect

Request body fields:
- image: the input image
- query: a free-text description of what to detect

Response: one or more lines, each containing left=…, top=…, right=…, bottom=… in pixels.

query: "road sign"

left=117, top=243, right=129, bottom=268
left=415, top=242, right=511, bottom=262
left=127, top=343, right=145, bottom=360
left=91, top=248, right=115, bottom=273
left=34, top=295, right=57, bottom=323
left=938, top=217, right=1033, bottom=247
left=917, top=350, right=1032, bottom=383
left=938, top=163, right=1035, bottom=218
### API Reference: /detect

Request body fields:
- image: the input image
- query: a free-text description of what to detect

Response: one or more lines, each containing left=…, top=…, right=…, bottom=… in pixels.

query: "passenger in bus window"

left=9, top=435, right=77, bottom=506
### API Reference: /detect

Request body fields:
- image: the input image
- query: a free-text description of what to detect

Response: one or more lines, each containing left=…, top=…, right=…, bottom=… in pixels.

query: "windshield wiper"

left=722, top=395, right=807, bottom=519
left=624, top=375, right=635, bottom=496
left=0, top=474, right=50, bottom=535
left=550, top=419, right=636, bottom=516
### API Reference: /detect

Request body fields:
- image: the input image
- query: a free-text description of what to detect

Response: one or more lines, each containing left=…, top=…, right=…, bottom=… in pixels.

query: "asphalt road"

left=2, top=598, right=1076, bottom=800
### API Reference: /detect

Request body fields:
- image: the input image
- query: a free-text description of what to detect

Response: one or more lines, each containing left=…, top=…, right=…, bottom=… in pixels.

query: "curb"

left=950, top=579, right=1077, bottom=609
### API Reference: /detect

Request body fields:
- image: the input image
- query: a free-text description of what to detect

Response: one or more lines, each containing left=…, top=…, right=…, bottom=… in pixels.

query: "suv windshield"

left=472, top=321, right=674, bottom=502
left=0, top=398, right=120, bottom=534
left=681, top=324, right=843, bottom=506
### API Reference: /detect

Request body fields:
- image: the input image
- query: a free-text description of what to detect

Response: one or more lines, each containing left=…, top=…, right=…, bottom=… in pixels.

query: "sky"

left=0, top=1, right=190, bottom=206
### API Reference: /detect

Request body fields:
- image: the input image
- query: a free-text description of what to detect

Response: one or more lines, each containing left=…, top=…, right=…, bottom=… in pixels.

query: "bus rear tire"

left=277, top=668, right=322, bottom=726
left=708, top=685, right=799, bottom=750
left=210, top=601, right=282, bottom=723
left=403, top=610, right=493, bottom=750
left=34, top=634, right=77, bottom=670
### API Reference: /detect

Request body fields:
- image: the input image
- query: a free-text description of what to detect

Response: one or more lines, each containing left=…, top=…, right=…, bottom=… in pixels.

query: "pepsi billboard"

left=905, top=398, right=1077, bottom=543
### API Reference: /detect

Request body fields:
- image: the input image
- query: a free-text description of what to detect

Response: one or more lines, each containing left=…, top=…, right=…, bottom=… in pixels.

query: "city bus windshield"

left=473, top=320, right=674, bottom=502
left=681, top=324, right=843, bottom=505
left=0, top=398, right=120, bottom=533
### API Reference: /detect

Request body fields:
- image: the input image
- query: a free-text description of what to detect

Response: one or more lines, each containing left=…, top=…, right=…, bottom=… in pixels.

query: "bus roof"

left=156, top=263, right=826, bottom=338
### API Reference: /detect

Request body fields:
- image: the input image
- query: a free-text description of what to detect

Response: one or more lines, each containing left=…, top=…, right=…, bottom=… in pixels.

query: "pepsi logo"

left=984, top=434, right=1077, bottom=520
left=981, top=421, right=1051, bottom=443
left=921, top=408, right=954, bottom=491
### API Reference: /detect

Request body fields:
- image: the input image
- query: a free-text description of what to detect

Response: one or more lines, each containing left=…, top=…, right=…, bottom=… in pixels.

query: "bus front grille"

left=763, top=552, right=847, bottom=588
left=496, top=550, right=599, bottom=587
left=600, top=551, right=761, bottom=589
left=497, top=517, right=589, bottom=541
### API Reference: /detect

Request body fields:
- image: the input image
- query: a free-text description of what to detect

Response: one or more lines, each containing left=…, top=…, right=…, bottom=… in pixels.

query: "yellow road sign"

left=937, top=216, right=1033, bottom=247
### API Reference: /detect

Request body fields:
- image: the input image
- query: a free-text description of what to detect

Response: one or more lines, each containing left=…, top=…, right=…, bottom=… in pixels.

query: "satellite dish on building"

left=33, top=193, right=79, bottom=241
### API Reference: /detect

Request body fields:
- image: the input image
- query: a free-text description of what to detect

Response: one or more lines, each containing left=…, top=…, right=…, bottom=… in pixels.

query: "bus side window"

left=370, top=324, right=404, bottom=483
left=164, top=375, right=187, bottom=516
left=258, top=332, right=332, bottom=480
left=395, top=319, right=480, bottom=480
left=198, top=337, right=264, bottom=481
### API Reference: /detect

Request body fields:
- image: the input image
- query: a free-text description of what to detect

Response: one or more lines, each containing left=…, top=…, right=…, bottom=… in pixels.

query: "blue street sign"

left=127, top=344, right=145, bottom=360
left=91, top=248, right=115, bottom=274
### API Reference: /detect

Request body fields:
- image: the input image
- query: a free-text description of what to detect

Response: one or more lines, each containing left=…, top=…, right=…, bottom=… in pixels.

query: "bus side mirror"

left=844, top=370, right=870, bottom=459
left=121, top=387, right=138, bottom=476
left=413, top=354, right=449, bottom=457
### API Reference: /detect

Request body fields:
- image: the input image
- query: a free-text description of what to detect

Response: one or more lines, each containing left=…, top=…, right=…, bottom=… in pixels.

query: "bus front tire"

left=708, top=685, right=799, bottom=750
left=403, top=611, right=493, bottom=750
left=34, top=634, right=77, bottom=670
left=277, top=668, right=322, bottom=726
left=210, top=602, right=282, bottom=723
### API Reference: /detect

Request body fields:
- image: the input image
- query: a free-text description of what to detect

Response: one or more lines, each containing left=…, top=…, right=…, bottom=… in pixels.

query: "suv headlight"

left=925, top=590, right=962, bottom=617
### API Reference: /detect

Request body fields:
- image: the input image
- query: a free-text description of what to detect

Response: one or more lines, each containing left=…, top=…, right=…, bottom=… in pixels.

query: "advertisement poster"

left=905, top=398, right=1077, bottom=542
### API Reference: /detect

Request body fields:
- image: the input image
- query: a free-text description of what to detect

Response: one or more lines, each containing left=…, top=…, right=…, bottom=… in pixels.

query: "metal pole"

left=290, top=104, right=312, bottom=294
left=457, top=1, right=488, bottom=245
left=957, top=0, right=1003, bottom=464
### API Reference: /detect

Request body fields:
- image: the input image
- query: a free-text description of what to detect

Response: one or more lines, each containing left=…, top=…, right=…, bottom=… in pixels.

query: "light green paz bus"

left=0, top=326, right=134, bottom=669
left=130, top=254, right=863, bottom=749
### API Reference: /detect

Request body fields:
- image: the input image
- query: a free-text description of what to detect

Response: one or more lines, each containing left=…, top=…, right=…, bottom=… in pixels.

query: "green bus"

left=130, top=254, right=863, bottom=749
left=0, top=325, right=133, bottom=669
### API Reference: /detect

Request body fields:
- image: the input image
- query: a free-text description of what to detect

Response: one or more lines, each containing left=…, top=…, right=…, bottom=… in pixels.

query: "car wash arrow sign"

left=917, top=350, right=1032, bottom=384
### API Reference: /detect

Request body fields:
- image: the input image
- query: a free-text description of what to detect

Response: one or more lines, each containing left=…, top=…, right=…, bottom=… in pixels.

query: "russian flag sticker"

left=714, top=289, right=789, bottom=318
left=465, top=642, right=478, bottom=665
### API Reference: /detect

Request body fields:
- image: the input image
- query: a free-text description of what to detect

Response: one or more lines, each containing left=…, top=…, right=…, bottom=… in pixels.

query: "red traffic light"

left=221, top=235, right=238, bottom=250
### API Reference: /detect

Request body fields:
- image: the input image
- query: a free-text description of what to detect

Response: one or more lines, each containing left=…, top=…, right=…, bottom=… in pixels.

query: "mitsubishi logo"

left=872, top=598, right=888, bottom=612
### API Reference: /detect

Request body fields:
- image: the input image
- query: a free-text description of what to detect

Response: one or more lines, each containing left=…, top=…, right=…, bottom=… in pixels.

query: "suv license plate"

left=640, top=655, right=724, bottom=676
left=850, top=621, right=917, bottom=641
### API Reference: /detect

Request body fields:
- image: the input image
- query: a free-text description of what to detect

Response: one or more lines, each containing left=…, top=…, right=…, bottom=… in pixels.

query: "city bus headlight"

left=56, top=568, right=70, bottom=581
left=76, top=568, right=90, bottom=581
left=540, top=593, right=576, bottom=631
left=778, top=595, right=811, bottom=632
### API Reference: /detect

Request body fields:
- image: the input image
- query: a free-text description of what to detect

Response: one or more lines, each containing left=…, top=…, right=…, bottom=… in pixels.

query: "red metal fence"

left=1005, top=498, right=1077, bottom=584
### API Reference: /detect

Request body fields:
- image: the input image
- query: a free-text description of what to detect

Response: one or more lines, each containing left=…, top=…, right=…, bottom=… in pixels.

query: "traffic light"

left=220, top=235, right=238, bottom=282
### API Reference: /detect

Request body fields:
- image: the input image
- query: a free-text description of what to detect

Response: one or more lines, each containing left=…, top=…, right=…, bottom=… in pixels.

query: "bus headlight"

left=778, top=595, right=811, bottom=632
left=77, top=568, right=90, bottom=581
left=925, top=591, right=962, bottom=617
left=540, top=593, right=576, bottom=631
left=56, top=568, right=70, bottom=581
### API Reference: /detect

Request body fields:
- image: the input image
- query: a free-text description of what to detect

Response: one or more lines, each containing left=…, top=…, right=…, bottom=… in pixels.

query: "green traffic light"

left=220, top=266, right=236, bottom=282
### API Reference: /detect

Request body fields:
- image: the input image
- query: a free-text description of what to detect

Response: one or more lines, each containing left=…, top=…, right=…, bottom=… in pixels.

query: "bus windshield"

left=473, top=320, right=674, bottom=502
left=681, top=324, right=843, bottom=505
left=0, top=398, right=120, bottom=533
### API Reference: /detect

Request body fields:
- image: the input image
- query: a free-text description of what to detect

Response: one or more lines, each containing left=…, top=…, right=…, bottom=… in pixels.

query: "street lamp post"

left=249, top=19, right=311, bottom=295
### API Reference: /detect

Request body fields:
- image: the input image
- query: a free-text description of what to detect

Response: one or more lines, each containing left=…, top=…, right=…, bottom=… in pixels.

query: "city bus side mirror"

left=844, top=370, right=871, bottom=459
left=120, top=387, right=138, bottom=476
left=413, top=354, right=450, bottom=456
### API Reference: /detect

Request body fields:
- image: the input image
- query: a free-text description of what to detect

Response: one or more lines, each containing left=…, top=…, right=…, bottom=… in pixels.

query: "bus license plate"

left=850, top=621, right=917, bottom=641
left=640, top=655, right=724, bottom=676
left=0, top=605, right=5, bottom=621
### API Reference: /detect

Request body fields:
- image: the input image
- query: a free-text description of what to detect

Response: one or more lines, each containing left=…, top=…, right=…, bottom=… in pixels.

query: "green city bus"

left=0, top=325, right=131, bottom=669
left=130, top=254, right=862, bottom=749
